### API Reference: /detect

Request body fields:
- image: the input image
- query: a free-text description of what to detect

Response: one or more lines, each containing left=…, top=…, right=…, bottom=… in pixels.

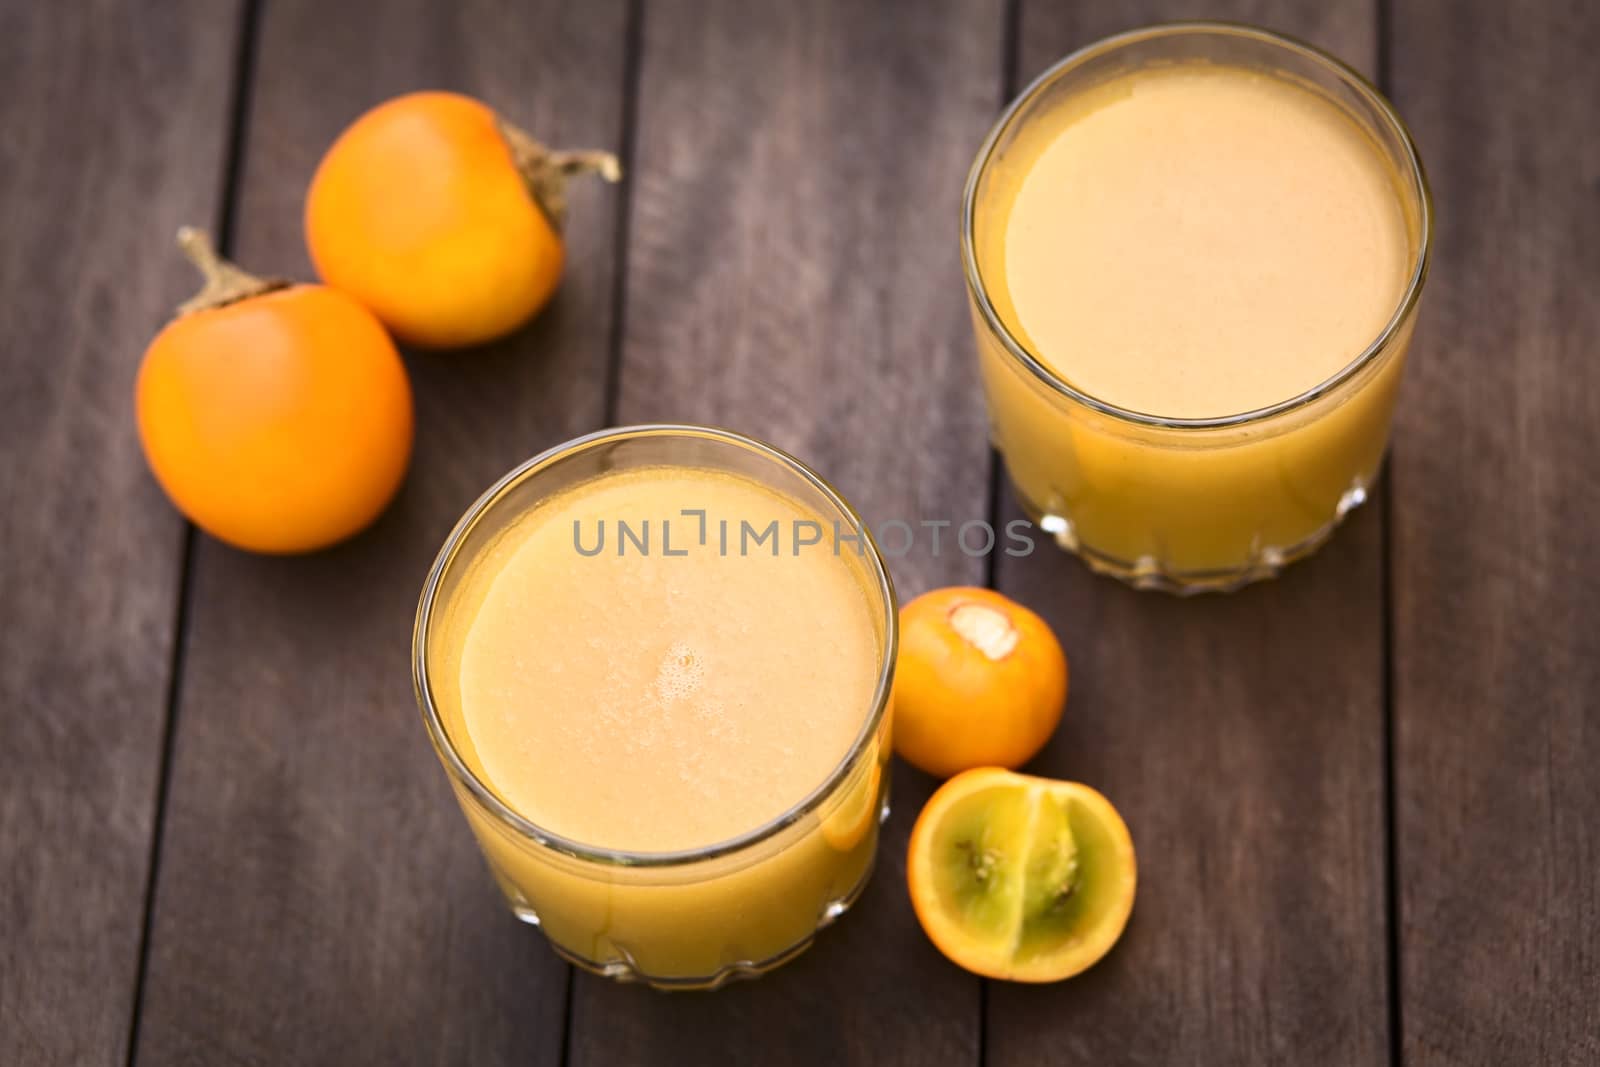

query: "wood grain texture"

left=1389, top=1, right=1600, bottom=1062
left=0, top=2, right=242, bottom=1063
left=612, top=0, right=999, bottom=600
left=131, top=1, right=628, bottom=1063
left=568, top=0, right=999, bottom=1063
left=988, top=4, right=1391, bottom=1065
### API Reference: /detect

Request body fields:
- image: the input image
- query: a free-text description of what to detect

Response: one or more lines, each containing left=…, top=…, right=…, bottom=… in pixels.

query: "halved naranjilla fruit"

left=907, top=768, right=1136, bottom=981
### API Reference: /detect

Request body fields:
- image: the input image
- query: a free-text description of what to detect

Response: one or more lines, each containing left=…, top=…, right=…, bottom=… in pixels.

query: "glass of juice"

left=964, top=22, right=1432, bottom=593
left=413, top=425, right=896, bottom=989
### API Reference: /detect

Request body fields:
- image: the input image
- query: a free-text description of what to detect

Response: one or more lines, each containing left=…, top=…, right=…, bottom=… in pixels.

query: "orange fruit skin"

left=305, top=91, right=564, bottom=349
left=907, top=768, right=1137, bottom=982
left=892, top=587, right=1068, bottom=778
left=135, top=285, right=414, bottom=554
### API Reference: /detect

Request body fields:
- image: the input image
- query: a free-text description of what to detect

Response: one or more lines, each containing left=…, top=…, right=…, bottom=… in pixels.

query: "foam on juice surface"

left=453, top=466, right=881, bottom=853
left=998, top=63, right=1411, bottom=419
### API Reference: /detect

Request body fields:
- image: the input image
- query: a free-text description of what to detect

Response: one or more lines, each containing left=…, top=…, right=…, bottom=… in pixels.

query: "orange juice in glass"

left=964, top=23, right=1432, bottom=592
left=414, top=425, right=895, bottom=988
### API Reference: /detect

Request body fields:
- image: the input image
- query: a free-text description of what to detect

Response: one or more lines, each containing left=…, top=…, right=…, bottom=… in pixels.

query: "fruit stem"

left=175, top=227, right=283, bottom=315
left=495, top=117, right=622, bottom=231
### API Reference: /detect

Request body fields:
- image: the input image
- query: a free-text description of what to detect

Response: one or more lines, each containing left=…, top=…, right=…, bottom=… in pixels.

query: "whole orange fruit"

left=136, top=228, right=413, bottom=554
left=305, top=91, right=619, bottom=349
left=892, top=587, right=1068, bottom=778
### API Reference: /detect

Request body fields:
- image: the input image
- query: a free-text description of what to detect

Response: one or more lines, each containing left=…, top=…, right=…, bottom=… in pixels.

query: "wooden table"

left=5, top=1, right=1596, bottom=1063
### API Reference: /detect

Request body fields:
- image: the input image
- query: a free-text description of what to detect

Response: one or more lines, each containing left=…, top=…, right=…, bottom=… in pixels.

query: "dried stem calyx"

left=175, top=227, right=288, bottom=316
left=495, top=117, right=622, bottom=231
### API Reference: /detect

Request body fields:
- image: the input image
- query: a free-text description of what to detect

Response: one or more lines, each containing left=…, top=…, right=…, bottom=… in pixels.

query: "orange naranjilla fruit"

left=304, top=91, right=620, bottom=349
left=892, top=587, right=1068, bottom=778
left=136, top=228, right=413, bottom=554
left=907, top=768, right=1136, bottom=982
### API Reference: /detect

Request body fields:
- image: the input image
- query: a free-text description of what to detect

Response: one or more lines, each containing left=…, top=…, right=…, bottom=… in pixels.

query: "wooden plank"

left=0, top=2, right=242, bottom=1064
left=130, top=1, right=629, bottom=1062
left=568, top=0, right=999, bottom=1063
left=987, top=5, right=1392, bottom=1065
left=1389, top=1, right=1600, bottom=1062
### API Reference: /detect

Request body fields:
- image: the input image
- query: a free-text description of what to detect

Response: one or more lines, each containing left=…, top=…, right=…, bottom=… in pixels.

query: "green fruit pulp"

left=930, top=782, right=1122, bottom=962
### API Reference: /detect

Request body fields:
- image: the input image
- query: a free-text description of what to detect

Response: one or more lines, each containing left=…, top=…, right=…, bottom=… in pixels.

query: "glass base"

left=1013, top=479, right=1372, bottom=595
left=508, top=835, right=882, bottom=991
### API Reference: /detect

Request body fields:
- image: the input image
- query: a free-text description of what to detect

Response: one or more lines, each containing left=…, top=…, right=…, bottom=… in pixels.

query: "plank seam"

left=981, top=1, right=1021, bottom=1061
left=1382, top=458, right=1404, bottom=1067
left=600, top=0, right=647, bottom=428
left=1376, top=3, right=1405, bottom=1062
left=122, top=0, right=262, bottom=1060
left=1381, top=422, right=1405, bottom=1066
left=123, top=528, right=194, bottom=1067
left=564, top=2, right=645, bottom=1062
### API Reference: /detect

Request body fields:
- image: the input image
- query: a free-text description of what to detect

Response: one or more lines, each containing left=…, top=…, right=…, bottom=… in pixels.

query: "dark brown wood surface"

left=0, top=2, right=243, bottom=1064
left=3, top=0, right=1596, bottom=1064
left=1389, top=0, right=1600, bottom=1061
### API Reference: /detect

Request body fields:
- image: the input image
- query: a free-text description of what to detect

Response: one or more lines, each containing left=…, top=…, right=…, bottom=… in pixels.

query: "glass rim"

left=960, top=19, right=1435, bottom=431
left=412, top=423, right=899, bottom=869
